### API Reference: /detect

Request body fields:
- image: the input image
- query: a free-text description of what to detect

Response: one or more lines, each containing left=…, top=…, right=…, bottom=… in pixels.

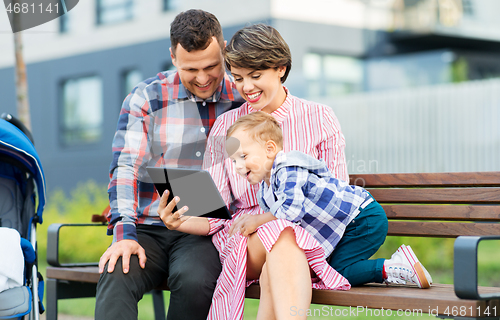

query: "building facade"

left=0, top=0, right=499, bottom=192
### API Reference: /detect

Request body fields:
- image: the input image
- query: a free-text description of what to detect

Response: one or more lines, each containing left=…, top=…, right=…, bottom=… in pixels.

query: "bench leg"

left=152, top=289, right=166, bottom=320
left=45, top=279, right=58, bottom=320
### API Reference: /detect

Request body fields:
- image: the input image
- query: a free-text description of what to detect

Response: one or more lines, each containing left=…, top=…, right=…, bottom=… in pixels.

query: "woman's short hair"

left=224, top=24, right=292, bottom=83
left=170, top=9, right=224, bottom=55
left=226, top=111, right=283, bottom=148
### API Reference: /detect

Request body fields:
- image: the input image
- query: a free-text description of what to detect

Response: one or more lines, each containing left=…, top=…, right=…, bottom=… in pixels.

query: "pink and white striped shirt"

left=203, top=89, right=348, bottom=232
left=202, top=89, right=350, bottom=320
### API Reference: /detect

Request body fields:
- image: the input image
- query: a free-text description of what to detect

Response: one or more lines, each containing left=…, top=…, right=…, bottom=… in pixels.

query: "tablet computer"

left=146, top=167, right=232, bottom=219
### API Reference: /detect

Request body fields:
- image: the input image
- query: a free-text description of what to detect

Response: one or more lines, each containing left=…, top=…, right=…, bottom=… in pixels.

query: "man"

left=95, top=9, right=244, bottom=320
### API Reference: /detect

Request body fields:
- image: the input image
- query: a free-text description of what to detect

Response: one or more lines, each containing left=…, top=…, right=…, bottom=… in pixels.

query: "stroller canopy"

left=0, top=119, right=46, bottom=222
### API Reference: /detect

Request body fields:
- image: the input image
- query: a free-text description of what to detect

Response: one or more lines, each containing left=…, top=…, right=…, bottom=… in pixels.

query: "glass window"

left=61, top=76, right=103, bottom=145
left=304, top=53, right=363, bottom=98
left=163, top=0, right=180, bottom=11
left=366, top=50, right=452, bottom=91
left=122, top=69, right=142, bottom=98
left=97, top=0, right=133, bottom=25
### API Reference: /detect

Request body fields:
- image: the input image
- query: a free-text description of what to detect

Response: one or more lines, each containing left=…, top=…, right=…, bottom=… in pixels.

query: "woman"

left=202, top=24, right=350, bottom=320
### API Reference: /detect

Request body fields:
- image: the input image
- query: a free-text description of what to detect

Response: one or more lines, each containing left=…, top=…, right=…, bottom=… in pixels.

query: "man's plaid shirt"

left=108, top=70, right=243, bottom=242
left=257, top=151, right=371, bottom=257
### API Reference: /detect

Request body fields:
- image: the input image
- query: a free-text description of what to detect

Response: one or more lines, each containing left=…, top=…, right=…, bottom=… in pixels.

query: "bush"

left=373, top=236, right=455, bottom=270
left=38, top=180, right=111, bottom=265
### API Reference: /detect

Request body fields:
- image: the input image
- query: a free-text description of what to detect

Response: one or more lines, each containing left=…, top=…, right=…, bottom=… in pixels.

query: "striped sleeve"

left=317, top=105, right=348, bottom=182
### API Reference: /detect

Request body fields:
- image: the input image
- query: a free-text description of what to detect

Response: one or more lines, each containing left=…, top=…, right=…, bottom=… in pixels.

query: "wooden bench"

left=45, top=172, right=500, bottom=320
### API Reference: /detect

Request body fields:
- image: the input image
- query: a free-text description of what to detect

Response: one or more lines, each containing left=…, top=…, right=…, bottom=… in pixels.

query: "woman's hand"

left=158, top=190, right=190, bottom=230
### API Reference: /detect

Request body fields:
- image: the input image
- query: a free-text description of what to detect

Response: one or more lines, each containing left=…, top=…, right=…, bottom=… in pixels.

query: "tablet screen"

left=147, top=167, right=232, bottom=219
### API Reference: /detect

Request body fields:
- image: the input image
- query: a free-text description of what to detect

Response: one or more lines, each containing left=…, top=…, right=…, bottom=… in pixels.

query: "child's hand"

left=229, top=212, right=277, bottom=237
left=229, top=214, right=261, bottom=237
left=158, top=190, right=190, bottom=230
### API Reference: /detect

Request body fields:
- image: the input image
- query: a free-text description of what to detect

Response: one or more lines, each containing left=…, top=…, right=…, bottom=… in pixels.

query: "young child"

left=226, top=111, right=433, bottom=289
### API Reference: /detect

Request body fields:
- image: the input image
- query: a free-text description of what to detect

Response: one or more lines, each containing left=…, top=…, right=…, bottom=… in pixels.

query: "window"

left=462, top=0, right=474, bottom=16
left=163, top=0, right=180, bottom=11
left=121, top=69, right=142, bottom=102
left=304, top=53, right=363, bottom=98
left=97, top=0, right=133, bottom=25
left=61, top=76, right=103, bottom=146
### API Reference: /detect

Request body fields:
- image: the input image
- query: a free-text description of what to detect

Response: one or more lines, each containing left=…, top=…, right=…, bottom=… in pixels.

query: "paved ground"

left=39, top=314, right=93, bottom=320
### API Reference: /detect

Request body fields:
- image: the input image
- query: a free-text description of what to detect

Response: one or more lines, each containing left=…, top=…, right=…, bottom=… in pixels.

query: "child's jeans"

left=328, top=197, right=388, bottom=286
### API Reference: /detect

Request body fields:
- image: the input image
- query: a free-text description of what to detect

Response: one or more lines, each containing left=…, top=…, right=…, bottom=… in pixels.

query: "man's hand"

left=98, top=239, right=146, bottom=274
left=158, top=190, right=190, bottom=230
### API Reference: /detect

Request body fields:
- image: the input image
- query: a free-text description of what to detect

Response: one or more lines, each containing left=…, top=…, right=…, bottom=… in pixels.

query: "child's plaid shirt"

left=257, top=150, right=371, bottom=257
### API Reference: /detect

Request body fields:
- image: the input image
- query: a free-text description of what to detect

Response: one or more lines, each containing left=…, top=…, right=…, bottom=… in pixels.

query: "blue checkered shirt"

left=257, top=151, right=370, bottom=256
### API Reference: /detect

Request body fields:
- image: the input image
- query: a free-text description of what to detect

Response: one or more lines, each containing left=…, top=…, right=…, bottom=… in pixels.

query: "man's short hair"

left=170, top=9, right=224, bottom=55
left=226, top=111, right=283, bottom=148
left=224, top=24, right=292, bottom=83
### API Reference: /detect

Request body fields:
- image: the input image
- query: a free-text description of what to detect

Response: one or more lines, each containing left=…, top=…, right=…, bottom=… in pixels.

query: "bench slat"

left=46, top=266, right=100, bottom=283
left=303, top=284, right=500, bottom=318
left=46, top=267, right=500, bottom=318
left=247, top=284, right=500, bottom=317
left=368, top=188, right=500, bottom=204
left=383, top=205, right=500, bottom=221
left=387, top=221, right=500, bottom=237
left=46, top=266, right=171, bottom=290
left=350, top=172, right=500, bottom=188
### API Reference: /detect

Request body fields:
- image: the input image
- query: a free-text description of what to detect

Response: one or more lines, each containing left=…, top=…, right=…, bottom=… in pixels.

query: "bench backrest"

left=349, top=172, right=500, bottom=238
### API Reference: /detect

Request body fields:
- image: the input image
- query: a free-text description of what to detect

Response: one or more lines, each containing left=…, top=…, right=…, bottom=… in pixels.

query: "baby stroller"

left=0, top=114, right=46, bottom=319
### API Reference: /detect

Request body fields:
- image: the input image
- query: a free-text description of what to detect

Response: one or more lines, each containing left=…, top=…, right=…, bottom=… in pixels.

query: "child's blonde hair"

left=226, top=111, right=283, bottom=148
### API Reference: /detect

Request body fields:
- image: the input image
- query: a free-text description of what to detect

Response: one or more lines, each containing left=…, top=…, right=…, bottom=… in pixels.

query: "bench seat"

left=45, top=172, right=500, bottom=320
left=46, top=266, right=500, bottom=318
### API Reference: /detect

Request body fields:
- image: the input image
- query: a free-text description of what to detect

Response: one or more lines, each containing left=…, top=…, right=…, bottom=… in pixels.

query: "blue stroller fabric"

left=0, top=119, right=45, bottom=221
left=0, top=117, right=46, bottom=319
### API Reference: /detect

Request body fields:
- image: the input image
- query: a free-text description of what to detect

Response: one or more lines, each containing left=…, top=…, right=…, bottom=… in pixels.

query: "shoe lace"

left=386, top=265, right=415, bottom=284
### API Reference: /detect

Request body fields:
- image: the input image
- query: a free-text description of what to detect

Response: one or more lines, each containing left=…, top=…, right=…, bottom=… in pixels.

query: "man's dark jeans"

left=95, top=225, right=222, bottom=320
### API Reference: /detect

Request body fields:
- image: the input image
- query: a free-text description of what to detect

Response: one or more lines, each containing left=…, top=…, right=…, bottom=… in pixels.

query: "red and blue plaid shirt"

left=108, top=70, right=243, bottom=242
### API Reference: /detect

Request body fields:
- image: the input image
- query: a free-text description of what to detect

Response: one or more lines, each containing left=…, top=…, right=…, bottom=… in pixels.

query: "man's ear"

left=169, top=47, right=177, bottom=67
left=224, top=40, right=227, bottom=49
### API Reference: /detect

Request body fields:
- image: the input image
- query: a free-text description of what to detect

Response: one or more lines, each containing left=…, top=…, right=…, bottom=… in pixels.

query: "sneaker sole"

left=414, top=262, right=431, bottom=289
left=400, top=245, right=431, bottom=289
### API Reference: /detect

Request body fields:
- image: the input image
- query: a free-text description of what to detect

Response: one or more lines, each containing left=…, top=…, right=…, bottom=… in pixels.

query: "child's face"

left=226, top=129, right=278, bottom=185
left=230, top=66, right=287, bottom=114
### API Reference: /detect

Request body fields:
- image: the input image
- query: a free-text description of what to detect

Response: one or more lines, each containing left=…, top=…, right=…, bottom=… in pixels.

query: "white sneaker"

left=384, top=245, right=433, bottom=289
